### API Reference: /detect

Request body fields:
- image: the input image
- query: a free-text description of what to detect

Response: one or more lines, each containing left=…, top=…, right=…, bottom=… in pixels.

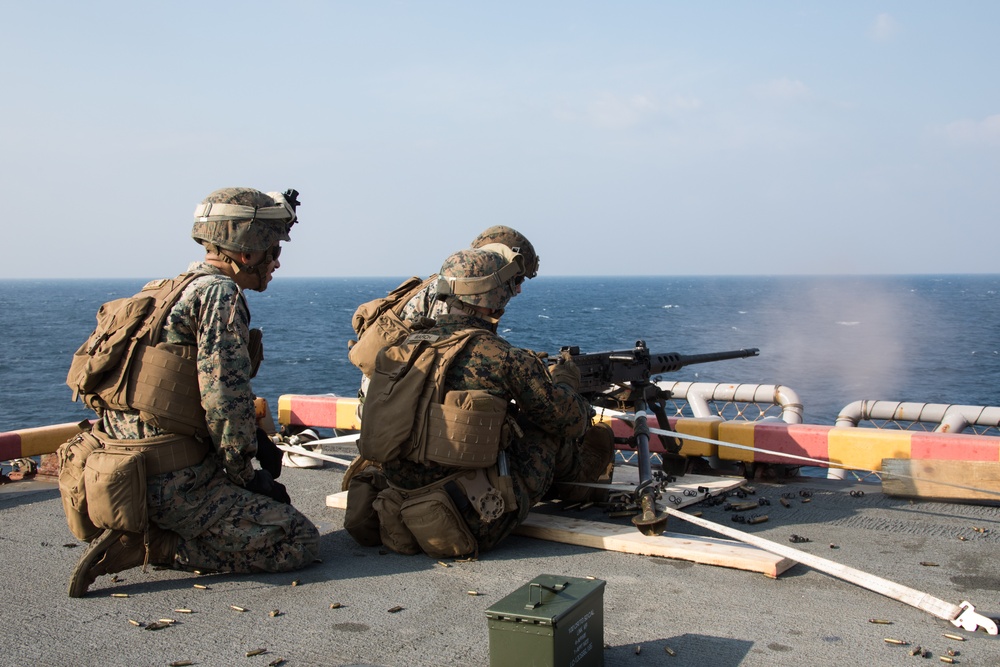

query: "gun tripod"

left=593, top=380, right=686, bottom=536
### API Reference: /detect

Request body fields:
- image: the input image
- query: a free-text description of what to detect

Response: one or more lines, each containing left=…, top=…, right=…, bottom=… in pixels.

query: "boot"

left=68, top=526, right=179, bottom=598
left=552, top=422, right=615, bottom=504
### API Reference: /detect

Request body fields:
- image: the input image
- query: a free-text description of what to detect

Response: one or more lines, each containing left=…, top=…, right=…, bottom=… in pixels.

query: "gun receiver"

left=561, top=340, right=760, bottom=397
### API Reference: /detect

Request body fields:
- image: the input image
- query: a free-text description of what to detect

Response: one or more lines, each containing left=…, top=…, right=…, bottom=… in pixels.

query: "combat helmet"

left=437, top=247, right=520, bottom=314
left=471, top=226, right=539, bottom=280
left=192, top=187, right=299, bottom=254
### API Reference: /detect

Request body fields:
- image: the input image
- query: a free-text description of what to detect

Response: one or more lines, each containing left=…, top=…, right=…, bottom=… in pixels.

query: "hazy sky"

left=3, top=2, right=998, bottom=279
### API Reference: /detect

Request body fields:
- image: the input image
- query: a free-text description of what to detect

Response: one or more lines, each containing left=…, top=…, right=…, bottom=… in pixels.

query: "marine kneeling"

left=60, top=187, right=320, bottom=596
left=344, top=245, right=613, bottom=558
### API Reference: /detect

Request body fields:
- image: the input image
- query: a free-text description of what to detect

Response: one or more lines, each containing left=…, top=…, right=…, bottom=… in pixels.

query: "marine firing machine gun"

left=560, top=341, right=759, bottom=536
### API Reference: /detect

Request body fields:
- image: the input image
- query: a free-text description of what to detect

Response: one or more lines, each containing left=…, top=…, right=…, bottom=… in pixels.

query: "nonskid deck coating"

left=3, top=459, right=999, bottom=667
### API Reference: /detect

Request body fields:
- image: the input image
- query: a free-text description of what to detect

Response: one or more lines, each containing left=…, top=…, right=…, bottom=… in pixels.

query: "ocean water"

left=2, top=275, right=1000, bottom=434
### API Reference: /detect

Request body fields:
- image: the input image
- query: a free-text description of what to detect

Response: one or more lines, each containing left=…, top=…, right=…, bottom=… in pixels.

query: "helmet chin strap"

left=205, top=244, right=271, bottom=291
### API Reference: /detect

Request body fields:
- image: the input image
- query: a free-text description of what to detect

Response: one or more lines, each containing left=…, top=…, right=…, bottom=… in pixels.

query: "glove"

left=245, top=469, right=291, bottom=504
left=255, top=428, right=283, bottom=479
left=548, top=350, right=581, bottom=391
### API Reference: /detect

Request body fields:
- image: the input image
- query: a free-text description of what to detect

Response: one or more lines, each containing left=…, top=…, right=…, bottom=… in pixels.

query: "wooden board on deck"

left=881, top=458, right=1000, bottom=504
left=514, top=513, right=792, bottom=578
left=327, top=474, right=791, bottom=577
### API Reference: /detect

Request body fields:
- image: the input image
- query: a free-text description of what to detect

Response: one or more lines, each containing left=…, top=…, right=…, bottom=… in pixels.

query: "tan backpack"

left=347, top=275, right=439, bottom=377
left=66, top=272, right=205, bottom=413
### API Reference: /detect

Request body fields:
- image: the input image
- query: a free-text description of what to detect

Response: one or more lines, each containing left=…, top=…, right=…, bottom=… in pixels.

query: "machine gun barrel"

left=648, top=348, right=760, bottom=374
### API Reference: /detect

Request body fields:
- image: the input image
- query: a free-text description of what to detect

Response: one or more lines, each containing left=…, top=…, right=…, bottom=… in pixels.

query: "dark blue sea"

left=2, top=275, right=1000, bottom=435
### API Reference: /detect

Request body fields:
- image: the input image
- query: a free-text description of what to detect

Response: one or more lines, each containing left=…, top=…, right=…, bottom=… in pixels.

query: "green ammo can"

left=484, top=574, right=605, bottom=667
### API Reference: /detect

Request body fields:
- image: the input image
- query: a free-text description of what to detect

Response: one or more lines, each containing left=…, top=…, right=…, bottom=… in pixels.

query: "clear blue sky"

left=2, top=2, right=998, bottom=278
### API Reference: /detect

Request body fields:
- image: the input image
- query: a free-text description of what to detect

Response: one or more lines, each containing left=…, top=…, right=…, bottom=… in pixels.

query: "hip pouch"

left=372, top=487, right=420, bottom=555
left=84, top=449, right=148, bottom=534
left=399, top=487, right=477, bottom=559
left=57, top=428, right=103, bottom=542
left=345, top=466, right=388, bottom=547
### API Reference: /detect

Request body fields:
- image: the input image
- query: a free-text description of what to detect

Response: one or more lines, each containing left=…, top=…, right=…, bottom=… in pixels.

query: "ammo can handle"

left=525, top=581, right=568, bottom=609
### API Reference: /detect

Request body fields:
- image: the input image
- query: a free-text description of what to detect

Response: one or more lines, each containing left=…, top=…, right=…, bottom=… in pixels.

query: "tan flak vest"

left=67, top=271, right=264, bottom=438
left=358, top=328, right=510, bottom=468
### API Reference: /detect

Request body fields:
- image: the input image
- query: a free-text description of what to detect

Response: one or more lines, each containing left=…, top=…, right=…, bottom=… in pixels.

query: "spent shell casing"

left=245, top=648, right=267, bottom=657
left=127, top=619, right=142, bottom=627
left=269, top=609, right=281, bottom=617
left=437, top=561, right=450, bottom=568
left=467, top=590, right=483, bottom=596
left=801, top=497, right=812, bottom=503
left=329, top=603, right=343, bottom=609
left=291, top=579, right=300, bottom=586
left=388, top=605, right=404, bottom=613
left=883, top=638, right=909, bottom=645
left=868, top=619, right=893, bottom=624
left=920, top=562, right=939, bottom=566
left=664, top=645, right=677, bottom=656
left=230, top=605, right=247, bottom=612
left=909, top=646, right=922, bottom=656
left=747, top=515, right=769, bottom=525
left=634, top=645, right=641, bottom=655
left=158, top=619, right=176, bottom=624
left=169, top=662, right=193, bottom=667
left=268, top=659, right=286, bottom=667
left=943, top=633, right=965, bottom=641
left=940, top=657, right=955, bottom=664
left=173, top=608, right=194, bottom=614
left=193, top=584, right=209, bottom=589
left=779, top=498, right=791, bottom=508
left=947, top=648, right=958, bottom=656
left=145, top=621, right=170, bottom=631
left=111, top=593, right=129, bottom=598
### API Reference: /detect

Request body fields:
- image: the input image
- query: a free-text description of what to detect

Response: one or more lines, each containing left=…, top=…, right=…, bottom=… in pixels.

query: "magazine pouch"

left=57, top=428, right=103, bottom=542
left=399, top=486, right=477, bottom=559
left=84, top=449, right=148, bottom=534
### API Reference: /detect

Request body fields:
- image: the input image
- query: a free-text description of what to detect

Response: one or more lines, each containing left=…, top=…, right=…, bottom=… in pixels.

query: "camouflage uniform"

left=382, top=312, right=591, bottom=551
left=398, top=276, right=447, bottom=322
left=101, top=262, right=319, bottom=573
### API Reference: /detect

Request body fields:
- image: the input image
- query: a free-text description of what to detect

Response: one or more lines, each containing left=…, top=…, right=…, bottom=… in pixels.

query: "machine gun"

left=562, top=343, right=760, bottom=403
left=556, top=340, right=759, bottom=536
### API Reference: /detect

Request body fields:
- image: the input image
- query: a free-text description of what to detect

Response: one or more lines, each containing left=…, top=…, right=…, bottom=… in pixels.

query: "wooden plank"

left=514, top=514, right=793, bottom=578
left=327, top=474, right=792, bottom=577
left=881, top=458, right=1000, bottom=504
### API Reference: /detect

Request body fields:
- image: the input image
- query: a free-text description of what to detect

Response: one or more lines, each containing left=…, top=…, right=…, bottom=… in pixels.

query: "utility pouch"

left=57, top=428, right=103, bottom=542
left=399, top=487, right=477, bottom=558
left=372, top=487, right=420, bottom=555
left=421, top=390, right=508, bottom=468
left=84, top=449, right=148, bottom=534
left=348, top=309, right=413, bottom=378
left=345, top=466, right=388, bottom=547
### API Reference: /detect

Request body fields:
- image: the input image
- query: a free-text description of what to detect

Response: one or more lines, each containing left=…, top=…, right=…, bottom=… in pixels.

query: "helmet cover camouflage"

left=438, top=247, right=517, bottom=312
left=191, top=187, right=298, bottom=253
left=471, top=225, right=539, bottom=279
